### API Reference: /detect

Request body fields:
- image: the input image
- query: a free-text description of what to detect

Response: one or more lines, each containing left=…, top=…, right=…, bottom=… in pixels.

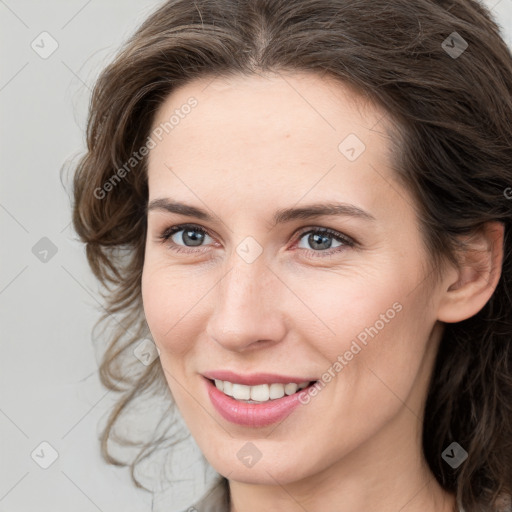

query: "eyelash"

left=157, top=223, right=355, bottom=258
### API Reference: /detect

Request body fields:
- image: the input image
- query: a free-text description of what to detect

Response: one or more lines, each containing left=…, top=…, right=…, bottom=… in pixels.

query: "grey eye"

left=297, top=231, right=344, bottom=251
left=171, top=227, right=212, bottom=247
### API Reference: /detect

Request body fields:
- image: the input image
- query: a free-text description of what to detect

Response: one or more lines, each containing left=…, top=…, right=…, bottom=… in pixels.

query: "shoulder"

left=179, top=476, right=230, bottom=512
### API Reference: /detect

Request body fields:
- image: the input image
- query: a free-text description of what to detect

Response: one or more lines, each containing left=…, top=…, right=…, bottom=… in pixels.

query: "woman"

left=71, top=0, right=512, bottom=511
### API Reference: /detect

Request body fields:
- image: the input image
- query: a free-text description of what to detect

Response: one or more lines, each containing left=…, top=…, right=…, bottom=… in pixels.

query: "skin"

left=141, top=71, right=504, bottom=512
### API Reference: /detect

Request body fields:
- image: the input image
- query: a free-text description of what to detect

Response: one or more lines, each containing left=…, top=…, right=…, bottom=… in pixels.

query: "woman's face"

left=142, top=72, right=448, bottom=485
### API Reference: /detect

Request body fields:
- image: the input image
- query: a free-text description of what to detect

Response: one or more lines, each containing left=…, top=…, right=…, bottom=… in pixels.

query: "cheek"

left=289, top=269, right=405, bottom=357
left=141, top=259, right=215, bottom=361
left=302, top=266, right=429, bottom=393
left=142, top=265, right=170, bottom=337
left=141, top=266, right=197, bottom=405
left=141, top=263, right=188, bottom=350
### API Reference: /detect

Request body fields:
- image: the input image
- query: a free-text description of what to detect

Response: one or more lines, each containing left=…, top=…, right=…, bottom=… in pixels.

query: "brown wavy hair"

left=70, top=0, right=512, bottom=509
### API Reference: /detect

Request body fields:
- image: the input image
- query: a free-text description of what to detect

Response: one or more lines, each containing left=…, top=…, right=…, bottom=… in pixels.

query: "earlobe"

left=437, top=221, right=505, bottom=324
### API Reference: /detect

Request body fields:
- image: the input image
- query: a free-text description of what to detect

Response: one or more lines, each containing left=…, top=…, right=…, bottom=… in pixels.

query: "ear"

left=437, top=221, right=505, bottom=324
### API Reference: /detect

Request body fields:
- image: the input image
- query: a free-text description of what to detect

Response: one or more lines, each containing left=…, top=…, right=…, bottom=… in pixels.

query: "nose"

left=206, top=255, right=287, bottom=353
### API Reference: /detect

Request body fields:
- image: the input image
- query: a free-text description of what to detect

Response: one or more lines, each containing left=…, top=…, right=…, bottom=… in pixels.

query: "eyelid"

left=159, top=223, right=210, bottom=241
left=296, top=225, right=355, bottom=244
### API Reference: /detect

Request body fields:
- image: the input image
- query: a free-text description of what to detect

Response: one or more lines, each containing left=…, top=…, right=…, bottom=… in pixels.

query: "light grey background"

left=1, top=1, right=511, bottom=511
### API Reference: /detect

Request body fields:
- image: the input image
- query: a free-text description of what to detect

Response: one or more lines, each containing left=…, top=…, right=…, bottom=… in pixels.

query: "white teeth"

left=250, top=384, right=270, bottom=402
left=213, top=379, right=311, bottom=402
left=284, top=383, right=298, bottom=395
left=269, top=383, right=285, bottom=399
left=232, top=383, right=251, bottom=400
left=223, top=381, right=233, bottom=397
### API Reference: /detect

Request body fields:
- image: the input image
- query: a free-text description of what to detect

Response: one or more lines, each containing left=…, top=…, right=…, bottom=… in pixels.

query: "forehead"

left=146, top=72, right=402, bottom=217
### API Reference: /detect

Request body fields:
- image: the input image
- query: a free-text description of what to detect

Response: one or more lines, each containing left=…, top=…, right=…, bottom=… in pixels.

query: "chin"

left=203, top=445, right=317, bottom=486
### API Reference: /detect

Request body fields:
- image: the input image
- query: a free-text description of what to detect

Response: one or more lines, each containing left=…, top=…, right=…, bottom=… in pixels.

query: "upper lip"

left=202, top=370, right=317, bottom=386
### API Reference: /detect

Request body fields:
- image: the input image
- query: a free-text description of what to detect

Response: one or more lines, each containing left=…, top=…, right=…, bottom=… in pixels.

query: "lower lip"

left=205, top=377, right=314, bottom=427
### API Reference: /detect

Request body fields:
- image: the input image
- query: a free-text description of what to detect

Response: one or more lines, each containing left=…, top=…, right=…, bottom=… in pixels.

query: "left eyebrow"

left=146, top=198, right=376, bottom=224
left=272, top=202, right=376, bottom=224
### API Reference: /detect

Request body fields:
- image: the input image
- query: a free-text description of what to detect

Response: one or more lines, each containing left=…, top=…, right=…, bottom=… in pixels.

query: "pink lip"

left=202, top=370, right=315, bottom=386
left=204, top=377, right=316, bottom=427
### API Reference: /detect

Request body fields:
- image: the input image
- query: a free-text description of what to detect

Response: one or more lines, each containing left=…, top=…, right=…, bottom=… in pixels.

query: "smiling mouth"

left=206, top=378, right=318, bottom=403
